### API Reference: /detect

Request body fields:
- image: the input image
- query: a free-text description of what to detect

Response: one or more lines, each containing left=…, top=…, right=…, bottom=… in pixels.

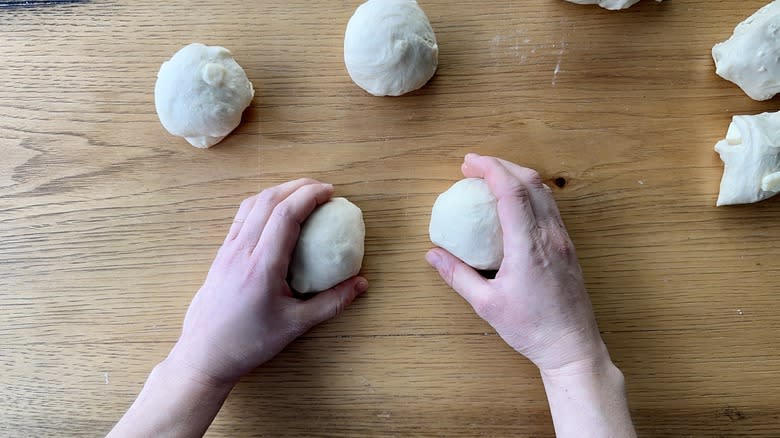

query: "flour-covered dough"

left=429, top=178, right=503, bottom=270
left=564, top=0, right=661, bottom=10
left=715, top=111, right=780, bottom=206
left=344, top=0, right=438, bottom=96
left=290, top=198, right=366, bottom=293
left=712, top=1, right=780, bottom=101
left=155, top=43, right=254, bottom=148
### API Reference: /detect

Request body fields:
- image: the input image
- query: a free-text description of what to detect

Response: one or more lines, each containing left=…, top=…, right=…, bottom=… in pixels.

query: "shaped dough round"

left=290, top=197, right=366, bottom=294
left=564, top=0, right=660, bottom=11
left=344, top=0, right=438, bottom=96
left=155, top=43, right=254, bottom=148
left=429, top=178, right=503, bottom=270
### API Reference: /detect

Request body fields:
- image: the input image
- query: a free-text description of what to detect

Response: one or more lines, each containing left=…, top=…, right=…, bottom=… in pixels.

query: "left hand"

left=168, top=179, right=368, bottom=386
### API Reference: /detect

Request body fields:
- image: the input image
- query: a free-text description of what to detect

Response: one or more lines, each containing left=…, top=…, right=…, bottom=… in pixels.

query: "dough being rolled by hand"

left=564, top=0, right=661, bottom=11
left=429, top=178, right=503, bottom=270
left=289, top=197, right=366, bottom=293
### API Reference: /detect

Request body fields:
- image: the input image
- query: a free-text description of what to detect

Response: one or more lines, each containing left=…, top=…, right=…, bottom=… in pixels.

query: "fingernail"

left=465, top=153, right=480, bottom=161
left=355, top=279, right=368, bottom=294
left=324, top=183, right=334, bottom=190
left=425, top=251, right=441, bottom=269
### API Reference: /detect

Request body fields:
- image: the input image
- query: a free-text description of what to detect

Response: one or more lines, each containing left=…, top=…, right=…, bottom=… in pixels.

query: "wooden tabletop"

left=2, top=0, right=780, bottom=436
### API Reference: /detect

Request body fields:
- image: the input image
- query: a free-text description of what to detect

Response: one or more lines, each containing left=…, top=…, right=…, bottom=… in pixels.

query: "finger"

left=224, top=195, right=258, bottom=243
left=459, top=154, right=538, bottom=250
left=426, top=248, right=490, bottom=310
left=254, top=183, right=334, bottom=273
left=236, top=178, right=320, bottom=248
left=292, top=276, right=368, bottom=329
left=463, top=153, right=560, bottom=224
left=491, top=156, right=563, bottom=225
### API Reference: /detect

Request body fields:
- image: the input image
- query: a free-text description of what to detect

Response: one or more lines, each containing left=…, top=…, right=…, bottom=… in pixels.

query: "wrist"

left=538, top=339, right=614, bottom=380
left=160, top=343, right=239, bottom=394
left=538, top=347, right=635, bottom=438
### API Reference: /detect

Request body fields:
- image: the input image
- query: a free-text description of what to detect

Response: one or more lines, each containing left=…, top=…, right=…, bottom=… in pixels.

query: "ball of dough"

left=429, top=178, right=503, bottom=270
left=564, top=0, right=639, bottom=9
left=564, top=0, right=662, bottom=10
left=290, top=197, right=366, bottom=294
left=344, top=0, right=439, bottom=96
left=155, top=43, right=254, bottom=148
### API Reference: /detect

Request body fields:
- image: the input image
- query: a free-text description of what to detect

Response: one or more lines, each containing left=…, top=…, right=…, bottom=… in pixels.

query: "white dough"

left=344, top=0, right=438, bottom=96
left=712, top=1, right=780, bottom=101
left=564, top=0, right=660, bottom=11
left=715, top=111, right=780, bottom=206
left=429, top=178, right=503, bottom=270
left=289, top=198, right=366, bottom=293
left=155, top=43, right=254, bottom=148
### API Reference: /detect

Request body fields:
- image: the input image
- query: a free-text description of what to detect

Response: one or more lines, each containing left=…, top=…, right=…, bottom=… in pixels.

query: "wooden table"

left=2, top=0, right=779, bottom=436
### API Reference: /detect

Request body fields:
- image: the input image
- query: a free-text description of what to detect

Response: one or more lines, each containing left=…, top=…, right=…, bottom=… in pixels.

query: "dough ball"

left=290, top=197, right=366, bottom=294
left=564, top=0, right=661, bottom=11
left=344, top=0, right=438, bottom=96
left=155, top=43, right=255, bottom=148
left=429, top=178, right=503, bottom=270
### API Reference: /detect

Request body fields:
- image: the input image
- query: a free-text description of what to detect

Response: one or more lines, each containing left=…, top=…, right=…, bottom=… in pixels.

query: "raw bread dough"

left=712, top=1, right=780, bottom=101
left=429, top=178, right=503, bottom=270
left=155, top=43, right=254, bottom=148
left=289, top=197, right=366, bottom=293
left=715, top=111, right=780, bottom=206
left=564, top=0, right=661, bottom=10
left=344, top=0, right=438, bottom=96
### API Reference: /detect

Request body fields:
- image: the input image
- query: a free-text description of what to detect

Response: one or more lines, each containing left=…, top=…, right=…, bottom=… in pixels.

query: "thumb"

left=426, top=248, right=489, bottom=310
left=296, top=276, right=368, bottom=328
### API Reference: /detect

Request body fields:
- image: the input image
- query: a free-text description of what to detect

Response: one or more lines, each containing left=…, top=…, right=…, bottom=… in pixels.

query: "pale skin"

left=108, top=154, right=635, bottom=438
left=426, top=153, right=636, bottom=438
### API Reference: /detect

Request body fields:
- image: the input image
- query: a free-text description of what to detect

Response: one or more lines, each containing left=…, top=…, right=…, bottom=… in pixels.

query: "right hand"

left=426, top=154, right=608, bottom=374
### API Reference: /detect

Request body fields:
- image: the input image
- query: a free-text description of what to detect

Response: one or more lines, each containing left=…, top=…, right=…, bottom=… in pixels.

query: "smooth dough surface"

left=715, top=111, right=780, bottom=206
left=712, top=1, right=780, bottom=101
left=564, top=0, right=660, bottom=10
left=429, top=178, right=503, bottom=270
left=155, top=43, right=254, bottom=148
left=344, top=0, right=438, bottom=96
left=289, top=198, right=366, bottom=293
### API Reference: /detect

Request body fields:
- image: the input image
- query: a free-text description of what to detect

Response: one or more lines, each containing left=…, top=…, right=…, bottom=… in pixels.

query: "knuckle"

left=239, top=196, right=255, bottom=210
left=287, top=317, right=311, bottom=337
left=257, top=187, right=282, bottom=209
left=472, top=294, right=499, bottom=321
left=506, top=180, right=531, bottom=202
left=271, top=201, right=296, bottom=222
left=294, top=177, right=317, bottom=186
left=521, top=169, right=544, bottom=187
left=439, top=258, right=457, bottom=288
left=330, top=295, right=347, bottom=319
left=553, top=233, right=575, bottom=258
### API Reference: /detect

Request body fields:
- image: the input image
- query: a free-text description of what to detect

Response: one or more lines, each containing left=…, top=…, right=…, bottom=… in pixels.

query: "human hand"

left=168, top=179, right=368, bottom=385
left=426, top=154, right=607, bottom=374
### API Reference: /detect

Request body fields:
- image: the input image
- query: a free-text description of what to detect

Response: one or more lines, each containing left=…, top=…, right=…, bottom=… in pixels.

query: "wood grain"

left=1, top=0, right=779, bottom=436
